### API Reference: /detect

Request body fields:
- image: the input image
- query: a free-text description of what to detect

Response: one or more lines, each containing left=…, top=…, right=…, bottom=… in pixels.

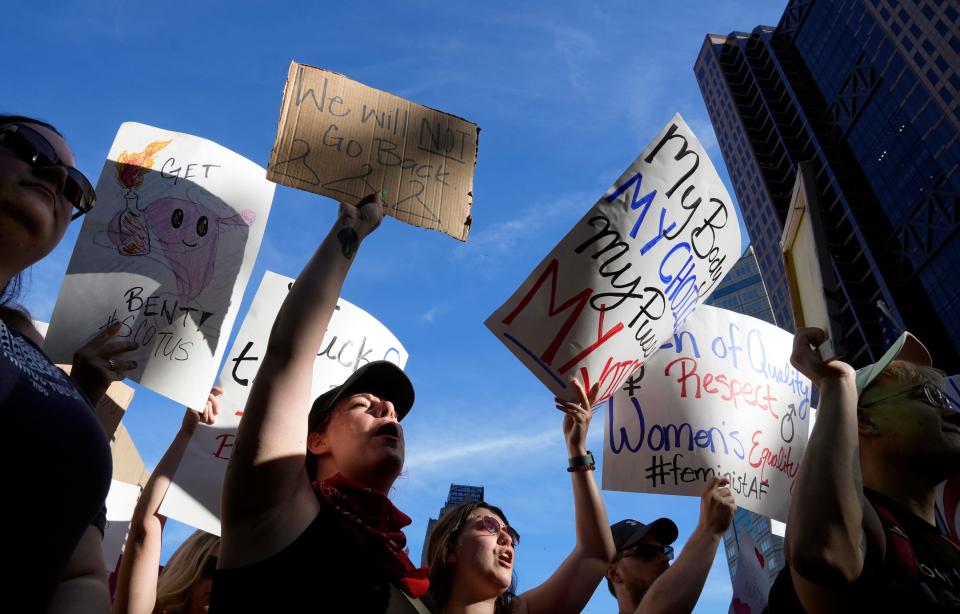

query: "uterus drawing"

left=108, top=197, right=256, bottom=301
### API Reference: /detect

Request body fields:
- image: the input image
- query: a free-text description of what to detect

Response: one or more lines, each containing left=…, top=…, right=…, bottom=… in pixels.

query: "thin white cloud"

left=464, top=190, right=593, bottom=259
left=419, top=305, right=445, bottom=324
left=405, top=426, right=556, bottom=472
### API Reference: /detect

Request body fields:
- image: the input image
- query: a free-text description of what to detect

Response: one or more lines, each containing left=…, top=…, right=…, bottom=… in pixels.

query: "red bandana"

left=313, top=474, right=430, bottom=599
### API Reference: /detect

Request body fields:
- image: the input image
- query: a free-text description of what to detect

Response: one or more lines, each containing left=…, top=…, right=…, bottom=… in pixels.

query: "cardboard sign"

left=159, top=271, right=408, bottom=535
left=44, top=123, right=275, bottom=410
left=602, top=305, right=811, bottom=522
left=268, top=62, right=479, bottom=241
left=486, top=114, right=741, bottom=404
left=780, top=161, right=843, bottom=360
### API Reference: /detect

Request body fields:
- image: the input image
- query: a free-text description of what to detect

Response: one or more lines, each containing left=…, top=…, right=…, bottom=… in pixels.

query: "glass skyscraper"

left=695, top=0, right=960, bottom=371
left=421, top=483, right=485, bottom=566
left=705, top=247, right=786, bottom=585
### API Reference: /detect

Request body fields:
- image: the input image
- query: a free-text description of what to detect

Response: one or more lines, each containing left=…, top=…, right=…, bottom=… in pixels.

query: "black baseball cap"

left=611, top=518, right=679, bottom=552
left=307, top=361, right=415, bottom=431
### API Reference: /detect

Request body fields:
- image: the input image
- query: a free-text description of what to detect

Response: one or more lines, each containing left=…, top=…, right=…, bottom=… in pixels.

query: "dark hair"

left=425, top=501, right=518, bottom=614
left=304, top=407, right=335, bottom=479
left=0, top=114, right=63, bottom=136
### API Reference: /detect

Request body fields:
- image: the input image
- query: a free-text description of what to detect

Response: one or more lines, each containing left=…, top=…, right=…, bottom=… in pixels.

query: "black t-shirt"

left=0, top=319, right=112, bottom=612
left=210, top=506, right=431, bottom=613
left=770, top=491, right=960, bottom=612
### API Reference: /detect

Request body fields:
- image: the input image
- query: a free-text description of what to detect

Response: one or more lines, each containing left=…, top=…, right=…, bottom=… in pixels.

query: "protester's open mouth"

left=497, top=551, right=513, bottom=568
left=374, top=422, right=401, bottom=440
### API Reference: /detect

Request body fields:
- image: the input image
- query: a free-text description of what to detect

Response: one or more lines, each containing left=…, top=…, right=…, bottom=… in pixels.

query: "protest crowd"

left=2, top=17, right=960, bottom=613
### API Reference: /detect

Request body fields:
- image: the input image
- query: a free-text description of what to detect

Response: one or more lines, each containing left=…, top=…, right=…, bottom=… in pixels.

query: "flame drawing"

left=115, top=139, right=171, bottom=190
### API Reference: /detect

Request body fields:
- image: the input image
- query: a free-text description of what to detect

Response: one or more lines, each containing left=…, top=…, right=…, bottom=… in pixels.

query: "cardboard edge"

left=780, top=161, right=845, bottom=360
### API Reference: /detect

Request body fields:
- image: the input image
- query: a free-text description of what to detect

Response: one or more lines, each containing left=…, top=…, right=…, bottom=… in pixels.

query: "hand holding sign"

left=790, top=327, right=856, bottom=388
left=182, top=386, right=222, bottom=433
left=698, top=476, right=736, bottom=536
left=555, top=378, right=600, bottom=456
left=71, top=321, right=139, bottom=403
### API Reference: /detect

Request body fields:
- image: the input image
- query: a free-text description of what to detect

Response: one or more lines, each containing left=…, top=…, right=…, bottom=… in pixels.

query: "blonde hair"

left=873, top=359, right=945, bottom=390
left=155, top=530, right=219, bottom=614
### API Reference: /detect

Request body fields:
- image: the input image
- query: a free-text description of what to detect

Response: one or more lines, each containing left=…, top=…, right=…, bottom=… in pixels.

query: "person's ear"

left=857, top=408, right=880, bottom=437
left=606, top=563, right=622, bottom=585
left=307, top=430, right=330, bottom=455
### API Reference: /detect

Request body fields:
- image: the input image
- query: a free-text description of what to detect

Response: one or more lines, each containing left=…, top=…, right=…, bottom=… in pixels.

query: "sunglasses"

left=200, top=555, right=218, bottom=579
left=621, top=543, right=674, bottom=562
left=860, top=383, right=955, bottom=412
left=0, top=123, right=96, bottom=219
left=473, top=515, right=520, bottom=548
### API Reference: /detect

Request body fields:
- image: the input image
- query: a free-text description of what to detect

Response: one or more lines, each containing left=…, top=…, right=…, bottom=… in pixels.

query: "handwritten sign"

left=44, top=123, right=275, bottom=410
left=729, top=526, right=770, bottom=614
left=158, top=271, right=408, bottom=535
left=486, top=114, right=741, bottom=404
left=267, top=62, right=479, bottom=241
left=602, top=305, right=811, bottom=522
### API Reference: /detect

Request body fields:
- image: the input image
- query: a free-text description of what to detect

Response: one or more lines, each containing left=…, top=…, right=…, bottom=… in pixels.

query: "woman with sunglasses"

left=424, top=378, right=616, bottom=614
left=113, top=393, right=221, bottom=614
left=0, top=114, right=117, bottom=612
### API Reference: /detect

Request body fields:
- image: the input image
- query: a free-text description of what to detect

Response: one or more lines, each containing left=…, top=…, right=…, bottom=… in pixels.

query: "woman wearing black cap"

left=213, top=193, right=431, bottom=613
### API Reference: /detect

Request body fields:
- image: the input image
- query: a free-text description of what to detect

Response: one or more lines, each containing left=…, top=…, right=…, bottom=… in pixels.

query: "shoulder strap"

left=866, top=492, right=919, bottom=583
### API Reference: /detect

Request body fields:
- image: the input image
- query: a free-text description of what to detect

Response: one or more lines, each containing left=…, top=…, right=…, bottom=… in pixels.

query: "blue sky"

left=6, top=1, right=788, bottom=611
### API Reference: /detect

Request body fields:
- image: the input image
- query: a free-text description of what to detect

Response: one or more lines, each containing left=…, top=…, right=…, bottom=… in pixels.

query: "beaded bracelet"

left=568, top=451, right=596, bottom=472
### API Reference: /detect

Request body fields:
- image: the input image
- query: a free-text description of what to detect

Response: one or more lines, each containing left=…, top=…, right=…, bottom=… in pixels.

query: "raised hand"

left=698, top=476, right=736, bottom=536
left=555, top=378, right=600, bottom=456
left=335, top=192, right=384, bottom=259
left=790, top=327, right=855, bottom=387
left=180, top=386, right=223, bottom=434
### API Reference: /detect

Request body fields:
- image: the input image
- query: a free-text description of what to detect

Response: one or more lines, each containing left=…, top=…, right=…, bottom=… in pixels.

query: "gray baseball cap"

left=855, top=332, right=931, bottom=397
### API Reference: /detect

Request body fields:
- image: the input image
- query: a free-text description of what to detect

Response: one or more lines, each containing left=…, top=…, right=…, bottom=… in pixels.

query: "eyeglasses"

left=0, top=123, right=96, bottom=219
left=620, top=543, right=674, bottom=562
left=200, top=555, right=218, bottom=579
left=860, top=383, right=955, bottom=412
left=473, top=515, right=520, bottom=548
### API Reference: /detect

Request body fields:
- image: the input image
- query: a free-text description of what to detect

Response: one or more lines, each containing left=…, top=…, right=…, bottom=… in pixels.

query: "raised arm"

left=785, top=328, right=884, bottom=593
left=519, top=379, right=616, bottom=614
left=635, top=477, right=735, bottom=614
left=220, top=193, right=382, bottom=565
left=112, top=393, right=220, bottom=614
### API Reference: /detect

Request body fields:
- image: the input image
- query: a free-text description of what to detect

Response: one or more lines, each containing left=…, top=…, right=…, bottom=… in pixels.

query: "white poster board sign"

left=602, top=305, right=811, bottom=522
left=486, top=114, right=740, bottom=404
left=159, top=271, right=408, bottom=535
left=102, top=480, right=141, bottom=571
left=729, top=526, right=770, bottom=614
left=45, top=122, right=275, bottom=409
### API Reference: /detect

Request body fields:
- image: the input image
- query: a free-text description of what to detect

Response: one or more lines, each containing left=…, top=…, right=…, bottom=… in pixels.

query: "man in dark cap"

left=607, top=476, right=735, bottom=613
